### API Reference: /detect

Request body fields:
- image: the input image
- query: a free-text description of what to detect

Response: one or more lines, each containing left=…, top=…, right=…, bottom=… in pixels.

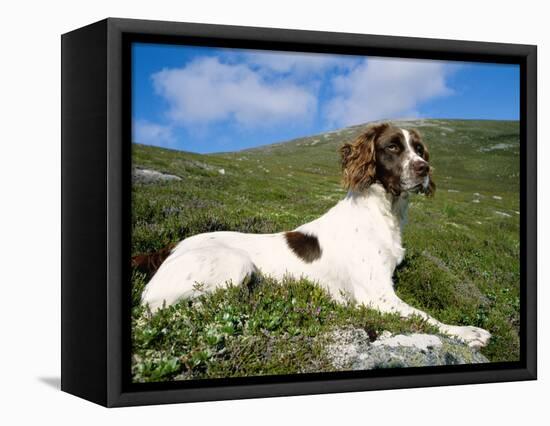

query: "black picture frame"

left=61, top=17, right=537, bottom=407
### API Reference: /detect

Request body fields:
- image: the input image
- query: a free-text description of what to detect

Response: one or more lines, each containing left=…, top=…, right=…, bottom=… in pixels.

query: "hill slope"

left=131, top=119, right=520, bottom=381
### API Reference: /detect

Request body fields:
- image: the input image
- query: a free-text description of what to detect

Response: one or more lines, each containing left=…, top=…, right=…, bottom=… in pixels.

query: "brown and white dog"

left=140, top=122, right=491, bottom=348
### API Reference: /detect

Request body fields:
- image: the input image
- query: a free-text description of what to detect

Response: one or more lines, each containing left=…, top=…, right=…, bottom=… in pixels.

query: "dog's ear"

left=340, top=122, right=388, bottom=191
left=424, top=170, right=436, bottom=197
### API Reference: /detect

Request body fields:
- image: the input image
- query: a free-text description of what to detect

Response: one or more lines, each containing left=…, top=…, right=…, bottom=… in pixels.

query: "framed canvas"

left=61, top=18, right=537, bottom=407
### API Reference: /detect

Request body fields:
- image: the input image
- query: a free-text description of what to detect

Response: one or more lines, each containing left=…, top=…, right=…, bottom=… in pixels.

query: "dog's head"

left=340, top=122, right=435, bottom=196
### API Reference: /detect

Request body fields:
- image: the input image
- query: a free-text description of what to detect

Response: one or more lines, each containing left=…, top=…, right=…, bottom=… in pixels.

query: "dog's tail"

left=131, top=243, right=177, bottom=277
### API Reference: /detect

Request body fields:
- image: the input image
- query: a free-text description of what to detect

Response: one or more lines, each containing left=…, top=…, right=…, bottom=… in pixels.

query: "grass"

left=131, top=119, right=520, bottom=382
left=131, top=272, right=438, bottom=382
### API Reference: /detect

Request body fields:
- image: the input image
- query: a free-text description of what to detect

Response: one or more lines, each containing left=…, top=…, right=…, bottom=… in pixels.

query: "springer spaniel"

left=140, top=122, right=491, bottom=348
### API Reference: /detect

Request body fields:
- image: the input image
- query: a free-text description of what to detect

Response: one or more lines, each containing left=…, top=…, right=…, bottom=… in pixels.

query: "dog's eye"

left=387, top=144, right=399, bottom=152
left=415, top=145, right=424, bottom=155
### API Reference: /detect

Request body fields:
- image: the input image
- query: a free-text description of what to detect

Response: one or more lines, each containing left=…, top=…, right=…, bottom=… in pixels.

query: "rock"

left=371, top=331, right=442, bottom=351
left=326, top=328, right=488, bottom=370
left=495, top=211, right=511, bottom=218
left=479, top=143, right=516, bottom=152
left=133, top=168, right=182, bottom=184
left=218, top=168, right=225, bottom=175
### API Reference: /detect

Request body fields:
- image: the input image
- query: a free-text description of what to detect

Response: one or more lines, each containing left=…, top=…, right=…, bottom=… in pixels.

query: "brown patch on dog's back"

left=284, top=231, right=322, bottom=263
left=131, top=243, right=176, bottom=277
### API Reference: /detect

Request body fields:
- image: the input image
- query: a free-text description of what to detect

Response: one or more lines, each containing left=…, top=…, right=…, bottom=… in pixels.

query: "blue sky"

left=132, top=43, right=519, bottom=154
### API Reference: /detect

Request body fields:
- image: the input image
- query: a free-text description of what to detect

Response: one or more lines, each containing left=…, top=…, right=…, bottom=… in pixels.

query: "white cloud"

left=132, top=120, right=175, bottom=148
left=325, top=57, right=453, bottom=127
left=239, top=50, right=358, bottom=77
left=151, top=57, right=317, bottom=128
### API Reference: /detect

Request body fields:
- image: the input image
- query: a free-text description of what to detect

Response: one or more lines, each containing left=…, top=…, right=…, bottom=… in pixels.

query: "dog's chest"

left=323, top=193, right=406, bottom=270
left=348, top=220, right=405, bottom=270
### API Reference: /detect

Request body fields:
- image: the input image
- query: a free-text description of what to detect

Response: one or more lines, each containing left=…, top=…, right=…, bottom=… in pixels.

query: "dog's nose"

left=413, top=160, right=429, bottom=177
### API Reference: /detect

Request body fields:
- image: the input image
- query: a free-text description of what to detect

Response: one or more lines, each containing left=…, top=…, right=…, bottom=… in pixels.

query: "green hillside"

left=131, top=119, right=520, bottom=382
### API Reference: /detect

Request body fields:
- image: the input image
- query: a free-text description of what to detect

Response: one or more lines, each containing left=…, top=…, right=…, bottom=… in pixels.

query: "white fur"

left=141, top=129, right=491, bottom=348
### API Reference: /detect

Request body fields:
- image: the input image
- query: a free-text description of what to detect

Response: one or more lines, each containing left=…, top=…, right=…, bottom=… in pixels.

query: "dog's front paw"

left=443, top=325, right=492, bottom=349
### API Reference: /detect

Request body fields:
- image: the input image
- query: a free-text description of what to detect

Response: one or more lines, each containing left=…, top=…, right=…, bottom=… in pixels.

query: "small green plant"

left=132, top=275, right=438, bottom=382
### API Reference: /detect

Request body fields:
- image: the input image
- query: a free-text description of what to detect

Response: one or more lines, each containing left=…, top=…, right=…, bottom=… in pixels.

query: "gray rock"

left=479, top=142, right=516, bottom=152
left=133, top=168, right=182, bottom=184
left=326, top=328, right=488, bottom=370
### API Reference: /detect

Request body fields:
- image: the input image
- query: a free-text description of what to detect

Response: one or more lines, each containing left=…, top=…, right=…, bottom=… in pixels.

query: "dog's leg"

left=369, top=293, right=491, bottom=349
left=141, top=246, right=257, bottom=312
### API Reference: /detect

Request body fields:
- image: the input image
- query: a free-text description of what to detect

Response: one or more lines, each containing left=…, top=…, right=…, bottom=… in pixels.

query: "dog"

left=140, top=122, right=491, bottom=348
